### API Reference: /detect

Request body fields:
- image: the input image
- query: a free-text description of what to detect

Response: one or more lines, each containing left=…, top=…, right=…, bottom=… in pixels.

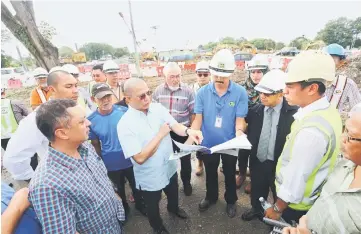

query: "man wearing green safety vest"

left=265, top=51, right=343, bottom=223
left=1, top=88, right=29, bottom=150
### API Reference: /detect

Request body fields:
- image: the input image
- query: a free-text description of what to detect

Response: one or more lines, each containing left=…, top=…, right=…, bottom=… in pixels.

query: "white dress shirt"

left=3, top=111, right=49, bottom=180
left=277, top=97, right=330, bottom=204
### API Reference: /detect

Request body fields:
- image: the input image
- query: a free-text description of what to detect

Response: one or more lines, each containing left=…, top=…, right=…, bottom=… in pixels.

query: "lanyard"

left=215, top=91, right=231, bottom=115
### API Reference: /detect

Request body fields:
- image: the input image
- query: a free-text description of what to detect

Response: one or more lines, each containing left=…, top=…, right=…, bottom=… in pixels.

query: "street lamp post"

left=119, top=0, right=142, bottom=78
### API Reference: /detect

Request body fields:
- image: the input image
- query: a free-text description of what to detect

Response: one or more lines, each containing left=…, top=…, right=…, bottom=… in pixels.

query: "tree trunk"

left=1, top=1, right=59, bottom=70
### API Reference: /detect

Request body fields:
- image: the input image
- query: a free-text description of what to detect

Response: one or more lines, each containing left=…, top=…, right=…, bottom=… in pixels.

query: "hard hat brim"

left=247, top=66, right=268, bottom=71
left=254, top=85, right=275, bottom=94
left=210, top=70, right=233, bottom=77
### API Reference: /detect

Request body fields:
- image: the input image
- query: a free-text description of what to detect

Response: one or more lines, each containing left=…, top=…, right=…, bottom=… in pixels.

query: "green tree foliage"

left=249, top=38, right=276, bottom=50
left=289, top=36, right=311, bottom=50
left=275, top=42, right=286, bottom=50
left=114, top=47, right=130, bottom=58
left=316, top=17, right=354, bottom=48
left=79, top=43, right=115, bottom=60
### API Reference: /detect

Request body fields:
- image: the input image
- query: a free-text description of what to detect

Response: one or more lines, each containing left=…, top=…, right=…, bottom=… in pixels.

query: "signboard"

left=72, top=52, right=87, bottom=63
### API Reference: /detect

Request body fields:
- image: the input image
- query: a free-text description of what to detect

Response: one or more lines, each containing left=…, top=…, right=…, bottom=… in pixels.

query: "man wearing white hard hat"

left=103, top=60, right=123, bottom=103
left=265, top=51, right=342, bottom=224
left=62, top=64, right=96, bottom=115
left=192, top=60, right=211, bottom=176
left=240, top=70, right=298, bottom=222
left=30, top=67, right=51, bottom=110
left=192, top=61, right=211, bottom=94
left=191, top=49, right=248, bottom=218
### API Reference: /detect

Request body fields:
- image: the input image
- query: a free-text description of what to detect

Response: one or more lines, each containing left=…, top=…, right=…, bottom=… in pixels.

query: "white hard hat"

left=255, top=69, right=286, bottom=94
left=49, top=66, right=63, bottom=73
left=285, top=50, right=335, bottom=86
left=62, top=64, right=79, bottom=75
left=103, top=60, right=120, bottom=73
left=33, top=67, right=48, bottom=79
left=209, top=49, right=235, bottom=77
left=247, top=55, right=269, bottom=71
left=196, top=61, right=210, bottom=72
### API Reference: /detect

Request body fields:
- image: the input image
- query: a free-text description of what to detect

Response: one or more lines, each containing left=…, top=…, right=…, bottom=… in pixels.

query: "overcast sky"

left=2, top=0, right=361, bottom=59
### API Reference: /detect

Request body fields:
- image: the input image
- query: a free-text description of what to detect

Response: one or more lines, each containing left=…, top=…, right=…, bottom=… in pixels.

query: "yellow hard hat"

left=286, top=50, right=335, bottom=87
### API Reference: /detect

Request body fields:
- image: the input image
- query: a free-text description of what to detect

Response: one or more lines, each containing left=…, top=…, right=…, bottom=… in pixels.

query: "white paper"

left=169, top=135, right=252, bottom=160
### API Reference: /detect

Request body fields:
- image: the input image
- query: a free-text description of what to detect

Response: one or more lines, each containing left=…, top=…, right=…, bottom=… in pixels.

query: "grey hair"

left=123, top=78, right=146, bottom=96
left=47, top=70, right=71, bottom=87
left=36, top=99, right=77, bottom=142
left=163, top=62, right=181, bottom=77
left=349, top=102, right=361, bottom=118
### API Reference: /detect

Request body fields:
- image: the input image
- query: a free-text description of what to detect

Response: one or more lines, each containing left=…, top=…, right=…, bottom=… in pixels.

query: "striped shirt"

left=153, top=83, right=195, bottom=126
left=325, top=76, right=361, bottom=113
left=29, top=142, right=125, bottom=234
left=307, top=159, right=361, bottom=234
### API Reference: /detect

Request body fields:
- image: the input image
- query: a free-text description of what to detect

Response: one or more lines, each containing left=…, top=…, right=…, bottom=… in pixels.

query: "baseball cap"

left=91, top=83, right=114, bottom=99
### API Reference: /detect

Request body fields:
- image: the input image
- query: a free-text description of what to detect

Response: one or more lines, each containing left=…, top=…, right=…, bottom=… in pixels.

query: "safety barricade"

left=7, top=79, right=23, bottom=89
left=119, top=64, right=131, bottom=79
left=157, top=66, right=164, bottom=77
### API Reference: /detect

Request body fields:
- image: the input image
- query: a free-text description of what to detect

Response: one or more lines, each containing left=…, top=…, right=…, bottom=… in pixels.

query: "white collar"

left=293, top=97, right=330, bottom=120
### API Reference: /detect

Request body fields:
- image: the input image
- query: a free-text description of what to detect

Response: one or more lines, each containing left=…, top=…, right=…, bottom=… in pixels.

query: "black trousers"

left=170, top=131, right=191, bottom=185
left=108, top=166, right=144, bottom=212
left=282, top=208, right=307, bottom=224
left=250, top=158, right=277, bottom=212
left=1, top=138, right=38, bottom=171
left=238, top=149, right=250, bottom=175
left=201, top=153, right=238, bottom=204
left=141, top=172, right=179, bottom=231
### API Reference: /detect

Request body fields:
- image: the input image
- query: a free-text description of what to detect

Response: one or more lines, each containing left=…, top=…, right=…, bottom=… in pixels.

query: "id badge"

left=215, top=116, right=223, bottom=128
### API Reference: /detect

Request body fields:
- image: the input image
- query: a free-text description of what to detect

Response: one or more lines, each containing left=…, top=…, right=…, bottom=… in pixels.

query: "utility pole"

left=120, top=0, right=141, bottom=78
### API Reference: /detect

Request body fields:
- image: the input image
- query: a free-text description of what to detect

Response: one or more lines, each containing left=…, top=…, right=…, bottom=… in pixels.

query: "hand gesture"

left=158, top=123, right=171, bottom=138
left=282, top=216, right=311, bottom=234
left=187, top=129, right=203, bottom=145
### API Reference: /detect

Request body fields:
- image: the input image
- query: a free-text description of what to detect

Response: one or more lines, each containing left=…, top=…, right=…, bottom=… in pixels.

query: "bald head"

left=124, top=78, right=147, bottom=96
left=47, top=70, right=72, bottom=87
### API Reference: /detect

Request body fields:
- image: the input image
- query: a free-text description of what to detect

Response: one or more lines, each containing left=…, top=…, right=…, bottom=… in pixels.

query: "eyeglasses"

left=344, top=129, right=361, bottom=142
left=169, top=75, right=181, bottom=79
left=137, top=90, right=152, bottom=100
left=197, top=73, right=209, bottom=78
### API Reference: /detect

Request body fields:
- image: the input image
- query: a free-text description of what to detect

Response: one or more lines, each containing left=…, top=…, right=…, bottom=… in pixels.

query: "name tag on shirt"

left=215, top=116, right=222, bottom=128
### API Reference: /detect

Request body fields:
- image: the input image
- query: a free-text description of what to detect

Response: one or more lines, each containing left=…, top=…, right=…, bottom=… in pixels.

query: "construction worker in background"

left=323, top=43, right=361, bottom=116
left=237, top=56, right=269, bottom=193
left=88, top=64, right=107, bottom=94
left=103, top=60, right=123, bottom=103
left=240, top=70, right=298, bottom=222
left=3, top=70, right=79, bottom=181
left=192, top=49, right=248, bottom=218
left=265, top=51, right=342, bottom=223
left=192, top=60, right=211, bottom=176
left=30, top=67, right=51, bottom=110
left=62, top=64, right=96, bottom=115
left=1, top=88, right=29, bottom=151
left=192, top=61, right=211, bottom=93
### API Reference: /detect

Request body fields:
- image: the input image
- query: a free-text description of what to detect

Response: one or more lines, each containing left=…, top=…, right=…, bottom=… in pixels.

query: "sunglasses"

left=197, top=73, right=209, bottom=78
left=137, top=90, right=152, bottom=100
left=344, top=129, right=361, bottom=142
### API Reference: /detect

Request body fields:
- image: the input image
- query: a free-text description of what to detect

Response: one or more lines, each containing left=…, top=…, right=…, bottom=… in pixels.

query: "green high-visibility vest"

left=1, top=99, right=18, bottom=139
left=275, top=104, right=342, bottom=211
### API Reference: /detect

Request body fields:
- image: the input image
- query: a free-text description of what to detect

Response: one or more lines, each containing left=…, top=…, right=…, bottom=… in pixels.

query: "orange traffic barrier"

left=7, top=79, right=23, bottom=89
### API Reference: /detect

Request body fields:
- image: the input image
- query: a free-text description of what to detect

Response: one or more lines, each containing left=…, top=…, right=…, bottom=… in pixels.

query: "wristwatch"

left=185, top=127, right=190, bottom=136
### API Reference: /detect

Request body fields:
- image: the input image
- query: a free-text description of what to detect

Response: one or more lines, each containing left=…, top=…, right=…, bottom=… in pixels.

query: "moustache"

left=215, top=81, right=224, bottom=83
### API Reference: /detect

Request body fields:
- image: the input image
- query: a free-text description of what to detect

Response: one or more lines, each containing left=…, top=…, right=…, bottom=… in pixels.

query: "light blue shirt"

left=194, top=81, right=248, bottom=148
left=262, top=99, right=283, bottom=161
left=117, top=103, right=178, bottom=191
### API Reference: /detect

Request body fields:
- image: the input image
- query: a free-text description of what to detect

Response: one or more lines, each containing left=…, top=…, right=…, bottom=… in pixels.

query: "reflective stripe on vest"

left=275, top=105, right=342, bottom=211
left=36, top=87, right=47, bottom=103
left=1, top=99, right=19, bottom=139
left=77, top=93, right=92, bottom=117
left=329, top=75, right=347, bottom=110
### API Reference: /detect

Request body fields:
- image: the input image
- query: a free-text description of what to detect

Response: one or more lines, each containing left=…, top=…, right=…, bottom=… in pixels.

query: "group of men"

left=1, top=43, right=361, bottom=234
